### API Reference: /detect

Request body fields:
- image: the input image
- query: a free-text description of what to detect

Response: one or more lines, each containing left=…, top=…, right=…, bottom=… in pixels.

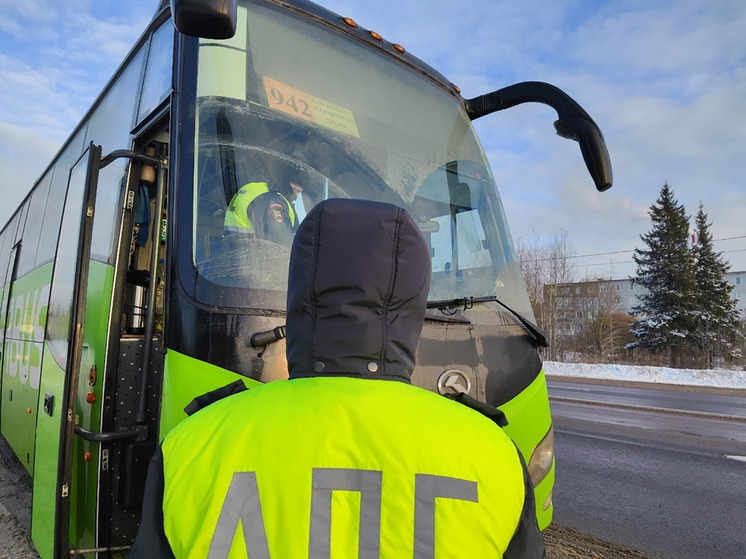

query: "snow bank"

left=544, top=361, right=746, bottom=389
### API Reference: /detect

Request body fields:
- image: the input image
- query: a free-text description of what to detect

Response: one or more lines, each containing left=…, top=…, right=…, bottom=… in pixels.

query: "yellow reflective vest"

left=224, top=182, right=296, bottom=232
left=160, top=377, right=527, bottom=558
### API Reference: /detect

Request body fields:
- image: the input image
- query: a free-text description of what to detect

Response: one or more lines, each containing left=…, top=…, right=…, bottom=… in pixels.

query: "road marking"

left=726, top=455, right=746, bottom=463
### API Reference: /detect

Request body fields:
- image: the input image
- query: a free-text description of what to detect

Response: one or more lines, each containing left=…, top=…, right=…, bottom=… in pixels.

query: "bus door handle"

left=74, top=426, right=141, bottom=442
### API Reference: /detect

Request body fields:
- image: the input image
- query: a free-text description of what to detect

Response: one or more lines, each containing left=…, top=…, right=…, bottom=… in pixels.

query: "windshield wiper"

left=426, top=296, right=548, bottom=347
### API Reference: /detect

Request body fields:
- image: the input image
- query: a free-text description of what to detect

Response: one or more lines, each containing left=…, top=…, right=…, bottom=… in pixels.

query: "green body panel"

left=69, top=261, right=115, bottom=553
left=0, top=264, right=52, bottom=474
left=31, top=344, right=65, bottom=559
left=499, top=369, right=554, bottom=529
left=159, top=350, right=262, bottom=440
left=26, top=261, right=114, bottom=558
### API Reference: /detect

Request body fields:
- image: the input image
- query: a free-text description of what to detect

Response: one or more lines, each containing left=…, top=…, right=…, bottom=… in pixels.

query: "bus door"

left=96, top=137, right=169, bottom=553
left=32, top=142, right=102, bottom=559
left=34, top=140, right=168, bottom=557
left=40, top=139, right=169, bottom=557
left=0, top=230, right=27, bottom=466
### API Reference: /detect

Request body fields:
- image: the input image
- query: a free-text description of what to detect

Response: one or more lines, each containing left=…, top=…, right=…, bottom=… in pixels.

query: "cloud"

left=465, top=0, right=746, bottom=278
left=0, top=1, right=152, bottom=227
left=570, top=1, right=746, bottom=84
left=0, top=122, right=60, bottom=217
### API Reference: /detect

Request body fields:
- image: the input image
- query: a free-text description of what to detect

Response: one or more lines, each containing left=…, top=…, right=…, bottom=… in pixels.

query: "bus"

left=0, top=0, right=612, bottom=557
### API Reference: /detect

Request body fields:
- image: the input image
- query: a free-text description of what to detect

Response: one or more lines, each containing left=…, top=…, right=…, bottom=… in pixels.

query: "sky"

left=1, top=0, right=744, bottom=280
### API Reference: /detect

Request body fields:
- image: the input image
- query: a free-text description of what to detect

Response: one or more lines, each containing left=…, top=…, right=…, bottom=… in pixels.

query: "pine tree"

left=692, top=202, right=742, bottom=365
left=628, top=183, right=698, bottom=367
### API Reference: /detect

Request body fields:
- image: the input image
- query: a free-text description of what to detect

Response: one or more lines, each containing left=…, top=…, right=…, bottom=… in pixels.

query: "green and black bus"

left=0, top=0, right=612, bottom=556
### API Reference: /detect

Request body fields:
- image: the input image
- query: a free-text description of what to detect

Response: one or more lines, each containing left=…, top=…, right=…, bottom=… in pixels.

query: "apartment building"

left=731, top=271, right=746, bottom=316
left=545, top=271, right=746, bottom=338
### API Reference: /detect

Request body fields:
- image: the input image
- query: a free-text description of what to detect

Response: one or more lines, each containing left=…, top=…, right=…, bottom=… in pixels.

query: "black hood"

left=286, top=199, right=431, bottom=383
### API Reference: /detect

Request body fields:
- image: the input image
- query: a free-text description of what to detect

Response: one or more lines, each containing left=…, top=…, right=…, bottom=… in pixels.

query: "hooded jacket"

left=129, top=199, right=545, bottom=559
left=286, top=198, right=429, bottom=382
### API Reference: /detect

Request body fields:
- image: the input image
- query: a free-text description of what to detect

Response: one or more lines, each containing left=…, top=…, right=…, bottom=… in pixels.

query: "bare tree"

left=515, top=230, right=575, bottom=360
left=515, top=232, right=546, bottom=316
left=581, top=282, right=636, bottom=360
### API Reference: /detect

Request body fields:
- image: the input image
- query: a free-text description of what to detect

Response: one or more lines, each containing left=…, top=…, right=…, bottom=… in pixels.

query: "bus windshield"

left=183, top=0, right=533, bottom=319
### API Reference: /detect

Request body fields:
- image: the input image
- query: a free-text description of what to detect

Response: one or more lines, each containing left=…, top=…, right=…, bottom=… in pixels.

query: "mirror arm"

left=464, top=81, right=613, bottom=192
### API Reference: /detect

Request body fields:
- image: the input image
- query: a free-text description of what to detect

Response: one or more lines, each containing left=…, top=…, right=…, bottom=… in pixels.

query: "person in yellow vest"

left=224, top=178, right=304, bottom=246
left=130, top=198, right=545, bottom=558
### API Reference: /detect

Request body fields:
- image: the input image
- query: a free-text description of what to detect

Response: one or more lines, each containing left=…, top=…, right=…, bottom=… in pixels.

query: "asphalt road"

left=549, top=379, right=746, bottom=559
left=547, top=377, right=746, bottom=418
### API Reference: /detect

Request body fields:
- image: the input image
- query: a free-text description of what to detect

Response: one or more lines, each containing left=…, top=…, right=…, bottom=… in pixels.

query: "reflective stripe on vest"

left=161, top=377, right=525, bottom=558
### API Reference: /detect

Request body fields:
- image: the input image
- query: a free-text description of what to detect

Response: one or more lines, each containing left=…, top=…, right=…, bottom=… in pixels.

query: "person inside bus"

left=223, top=163, right=304, bottom=246
left=130, top=199, right=545, bottom=558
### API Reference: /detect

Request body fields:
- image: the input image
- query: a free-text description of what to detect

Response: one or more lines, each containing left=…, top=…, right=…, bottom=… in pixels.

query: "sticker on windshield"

left=263, top=76, right=360, bottom=138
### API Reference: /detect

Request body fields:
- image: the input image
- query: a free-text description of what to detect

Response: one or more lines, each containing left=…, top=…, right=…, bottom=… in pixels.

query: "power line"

left=522, top=235, right=746, bottom=264
left=571, top=235, right=746, bottom=261
left=713, top=235, right=746, bottom=242
left=571, top=247, right=746, bottom=265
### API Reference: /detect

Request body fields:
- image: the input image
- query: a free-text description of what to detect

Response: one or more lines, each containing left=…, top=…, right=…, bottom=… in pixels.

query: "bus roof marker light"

left=342, top=17, right=358, bottom=28
left=369, top=30, right=383, bottom=41
left=393, top=43, right=406, bottom=54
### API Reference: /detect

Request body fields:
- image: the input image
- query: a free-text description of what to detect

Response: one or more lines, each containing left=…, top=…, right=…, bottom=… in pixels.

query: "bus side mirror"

left=171, top=0, right=238, bottom=39
left=553, top=115, right=612, bottom=193
left=465, top=81, right=613, bottom=192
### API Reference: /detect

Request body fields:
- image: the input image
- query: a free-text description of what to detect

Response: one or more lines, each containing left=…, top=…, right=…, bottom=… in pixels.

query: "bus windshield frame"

left=176, top=0, right=534, bottom=320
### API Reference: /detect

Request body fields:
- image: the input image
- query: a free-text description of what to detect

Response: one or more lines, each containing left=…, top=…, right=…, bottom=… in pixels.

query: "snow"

left=544, top=361, right=746, bottom=390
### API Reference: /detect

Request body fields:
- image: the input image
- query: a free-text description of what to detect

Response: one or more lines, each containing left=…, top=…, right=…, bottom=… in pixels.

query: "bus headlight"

left=527, top=426, right=554, bottom=486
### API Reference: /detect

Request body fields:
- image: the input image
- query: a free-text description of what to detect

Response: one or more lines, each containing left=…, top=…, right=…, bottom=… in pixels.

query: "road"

left=548, top=377, right=746, bottom=418
left=548, top=376, right=746, bottom=559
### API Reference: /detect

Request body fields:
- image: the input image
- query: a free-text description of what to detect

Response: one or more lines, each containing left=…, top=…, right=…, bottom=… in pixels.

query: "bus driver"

left=223, top=167, right=304, bottom=246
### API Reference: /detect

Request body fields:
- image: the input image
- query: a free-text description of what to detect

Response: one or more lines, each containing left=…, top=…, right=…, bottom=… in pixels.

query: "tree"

left=579, top=280, right=636, bottom=360
left=692, top=202, right=742, bottom=365
left=586, top=309, right=636, bottom=359
left=628, top=183, right=698, bottom=367
left=515, top=230, right=575, bottom=360
left=515, top=232, right=547, bottom=320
